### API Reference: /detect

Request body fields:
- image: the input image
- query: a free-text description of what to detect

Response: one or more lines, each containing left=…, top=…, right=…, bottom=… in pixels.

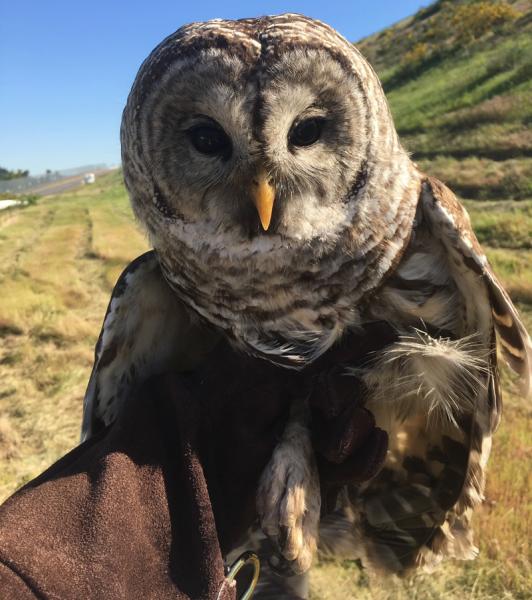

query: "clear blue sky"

left=0, top=0, right=431, bottom=175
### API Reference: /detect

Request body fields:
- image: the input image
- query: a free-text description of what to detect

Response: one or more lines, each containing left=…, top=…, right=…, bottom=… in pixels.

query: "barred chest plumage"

left=154, top=173, right=421, bottom=365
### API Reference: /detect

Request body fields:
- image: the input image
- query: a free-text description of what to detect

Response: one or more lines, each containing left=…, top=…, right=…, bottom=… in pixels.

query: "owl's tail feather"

left=317, top=488, right=478, bottom=576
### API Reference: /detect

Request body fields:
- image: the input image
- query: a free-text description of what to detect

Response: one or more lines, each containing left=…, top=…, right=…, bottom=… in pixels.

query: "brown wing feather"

left=81, top=251, right=218, bottom=441
left=422, top=176, right=532, bottom=398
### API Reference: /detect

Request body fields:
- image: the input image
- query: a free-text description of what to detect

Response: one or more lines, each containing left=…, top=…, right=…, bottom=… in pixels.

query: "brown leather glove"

left=175, top=337, right=296, bottom=552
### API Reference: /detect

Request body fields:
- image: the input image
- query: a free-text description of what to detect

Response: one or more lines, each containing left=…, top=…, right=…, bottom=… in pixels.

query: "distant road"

left=29, top=169, right=115, bottom=196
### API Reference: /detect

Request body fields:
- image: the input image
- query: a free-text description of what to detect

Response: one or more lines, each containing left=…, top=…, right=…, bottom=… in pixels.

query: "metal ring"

left=225, top=551, right=260, bottom=600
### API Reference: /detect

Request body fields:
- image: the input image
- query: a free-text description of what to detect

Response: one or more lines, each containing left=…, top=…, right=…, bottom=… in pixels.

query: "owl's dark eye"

left=188, top=125, right=232, bottom=158
left=289, top=117, right=324, bottom=147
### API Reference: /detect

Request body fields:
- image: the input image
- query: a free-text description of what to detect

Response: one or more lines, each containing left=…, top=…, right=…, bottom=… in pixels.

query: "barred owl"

left=81, top=13, right=531, bottom=593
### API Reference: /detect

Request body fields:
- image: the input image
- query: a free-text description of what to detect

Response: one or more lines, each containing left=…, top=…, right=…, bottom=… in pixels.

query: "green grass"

left=358, top=0, right=532, bottom=201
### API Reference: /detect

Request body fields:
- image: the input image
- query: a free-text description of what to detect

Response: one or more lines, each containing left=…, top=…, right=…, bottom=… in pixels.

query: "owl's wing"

left=422, top=176, right=532, bottom=395
left=322, top=176, right=531, bottom=575
left=81, top=251, right=218, bottom=441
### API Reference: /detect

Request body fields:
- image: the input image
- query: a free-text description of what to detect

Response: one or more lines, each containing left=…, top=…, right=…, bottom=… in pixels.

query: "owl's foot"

left=257, top=419, right=320, bottom=575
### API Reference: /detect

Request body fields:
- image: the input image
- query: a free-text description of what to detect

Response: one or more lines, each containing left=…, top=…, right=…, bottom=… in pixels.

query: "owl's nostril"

left=251, top=177, right=272, bottom=187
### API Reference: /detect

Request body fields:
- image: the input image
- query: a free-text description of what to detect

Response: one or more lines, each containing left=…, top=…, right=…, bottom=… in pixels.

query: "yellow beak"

left=251, top=171, right=275, bottom=231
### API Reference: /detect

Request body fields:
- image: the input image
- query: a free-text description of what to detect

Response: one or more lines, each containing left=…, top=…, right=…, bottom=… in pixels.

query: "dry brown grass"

left=0, top=417, right=20, bottom=461
left=440, top=93, right=529, bottom=131
left=0, top=171, right=530, bottom=598
left=419, top=157, right=532, bottom=200
left=0, top=171, right=147, bottom=496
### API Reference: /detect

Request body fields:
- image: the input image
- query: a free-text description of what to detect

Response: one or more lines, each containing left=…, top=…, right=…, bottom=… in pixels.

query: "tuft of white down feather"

left=356, top=330, right=490, bottom=429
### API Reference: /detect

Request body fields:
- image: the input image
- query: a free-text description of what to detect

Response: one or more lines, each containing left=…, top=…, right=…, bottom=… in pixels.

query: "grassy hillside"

left=358, top=0, right=532, bottom=201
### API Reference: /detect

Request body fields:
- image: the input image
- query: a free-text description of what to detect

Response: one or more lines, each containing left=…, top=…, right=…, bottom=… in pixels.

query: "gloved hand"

left=173, top=337, right=296, bottom=552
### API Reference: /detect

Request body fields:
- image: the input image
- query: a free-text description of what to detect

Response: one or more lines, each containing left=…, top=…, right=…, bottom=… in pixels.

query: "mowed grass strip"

left=0, top=172, right=530, bottom=598
left=0, top=172, right=148, bottom=497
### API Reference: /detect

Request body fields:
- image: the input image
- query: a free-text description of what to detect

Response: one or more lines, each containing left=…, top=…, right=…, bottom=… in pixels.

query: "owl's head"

left=121, top=15, right=419, bottom=360
left=122, top=14, right=412, bottom=251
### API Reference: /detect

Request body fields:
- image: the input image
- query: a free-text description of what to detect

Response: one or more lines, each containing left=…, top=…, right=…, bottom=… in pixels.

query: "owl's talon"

left=257, top=421, right=320, bottom=575
left=268, top=553, right=297, bottom=577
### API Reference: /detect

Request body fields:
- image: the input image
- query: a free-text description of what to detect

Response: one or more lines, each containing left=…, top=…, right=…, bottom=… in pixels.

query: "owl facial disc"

left=121, top=14, right=420, bottom=363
